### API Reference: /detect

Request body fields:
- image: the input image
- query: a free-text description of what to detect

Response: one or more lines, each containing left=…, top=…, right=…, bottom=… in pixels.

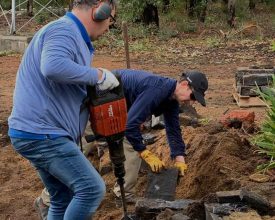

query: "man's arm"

left=126, top=87, right=167, bottom=173
left=163, top=102, right=188, bottom=176
left=126, top=88, right=162, bottom=151
left=40, top=26, right=99, bottom=85
left=163, top=101, right=186, bottom=158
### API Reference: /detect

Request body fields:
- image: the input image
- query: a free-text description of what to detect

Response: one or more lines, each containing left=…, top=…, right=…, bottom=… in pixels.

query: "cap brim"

left=193, top=90, right=206, bottom=106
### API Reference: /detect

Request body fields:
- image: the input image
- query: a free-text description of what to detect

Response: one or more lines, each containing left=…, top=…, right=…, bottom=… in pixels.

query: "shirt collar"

left=65, top=12, right=94, bottom=54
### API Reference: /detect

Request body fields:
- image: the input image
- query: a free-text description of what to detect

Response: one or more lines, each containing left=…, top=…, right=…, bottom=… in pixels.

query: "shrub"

left=254, top=75, right=275, bottom=170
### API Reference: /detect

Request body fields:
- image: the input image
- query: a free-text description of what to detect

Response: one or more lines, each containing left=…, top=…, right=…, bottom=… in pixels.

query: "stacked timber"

left=235, top=65, right=275, bottom=97
left=233, top=65, right=275, bottom=107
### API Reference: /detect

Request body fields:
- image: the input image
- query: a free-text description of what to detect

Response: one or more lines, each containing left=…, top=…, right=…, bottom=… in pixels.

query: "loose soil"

left=0, top=40, right=275, bottom=220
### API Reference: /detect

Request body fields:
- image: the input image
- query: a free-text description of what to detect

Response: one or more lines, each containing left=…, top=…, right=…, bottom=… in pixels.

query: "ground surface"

left=0, top=39, right=275, bottom=220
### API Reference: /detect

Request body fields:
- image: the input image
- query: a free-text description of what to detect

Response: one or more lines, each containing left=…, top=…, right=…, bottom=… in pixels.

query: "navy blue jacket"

left=114, top=69, right=186, bottom=158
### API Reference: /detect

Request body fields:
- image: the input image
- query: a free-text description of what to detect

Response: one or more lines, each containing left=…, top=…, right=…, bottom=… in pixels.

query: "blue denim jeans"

left=11, top=137, right=106, bottom=220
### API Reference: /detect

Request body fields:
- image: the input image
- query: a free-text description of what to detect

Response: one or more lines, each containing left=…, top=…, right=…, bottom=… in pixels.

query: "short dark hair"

left=73, top=0, right=116, bottom=8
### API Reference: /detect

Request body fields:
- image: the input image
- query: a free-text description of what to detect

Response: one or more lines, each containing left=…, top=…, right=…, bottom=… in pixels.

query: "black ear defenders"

left=92, top=0, right=113, bottom=21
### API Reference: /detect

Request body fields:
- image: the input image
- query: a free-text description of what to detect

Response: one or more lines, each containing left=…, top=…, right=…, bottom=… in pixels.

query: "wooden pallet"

left=232, top=92, right=266, bottom=108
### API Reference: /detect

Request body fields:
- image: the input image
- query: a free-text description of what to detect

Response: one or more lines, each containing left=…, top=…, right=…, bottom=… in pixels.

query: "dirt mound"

left=145, top=122, right=264, bottom=199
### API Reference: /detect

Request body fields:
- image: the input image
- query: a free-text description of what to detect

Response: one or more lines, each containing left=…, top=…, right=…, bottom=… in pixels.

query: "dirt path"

left=0, top=44, right=274, bottom=219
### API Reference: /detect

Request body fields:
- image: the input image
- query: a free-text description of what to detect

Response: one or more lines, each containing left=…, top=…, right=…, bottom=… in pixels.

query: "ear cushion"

left=93, top=2, right=112, bottom=21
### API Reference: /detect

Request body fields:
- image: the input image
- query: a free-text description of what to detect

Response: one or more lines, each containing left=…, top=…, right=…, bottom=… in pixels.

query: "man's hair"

left=73, top=0, right=116, bottom=8
left=179, top=72, right=188, bottom=82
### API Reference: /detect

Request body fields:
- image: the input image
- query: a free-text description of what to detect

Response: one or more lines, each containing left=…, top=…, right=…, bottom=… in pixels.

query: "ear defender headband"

left=92, top=0, right=113, bottom=21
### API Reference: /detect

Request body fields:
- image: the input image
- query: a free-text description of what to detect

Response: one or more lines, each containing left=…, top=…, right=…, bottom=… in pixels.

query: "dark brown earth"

left=0, top=39, right=275, bottom=220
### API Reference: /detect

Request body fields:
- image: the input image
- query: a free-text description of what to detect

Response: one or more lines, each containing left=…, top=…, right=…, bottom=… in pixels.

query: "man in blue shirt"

left=35, top=69, right=208, bottom=217
left=112, top=69, right=208, bottom=203
left=8, top=0, right=119, bottom=219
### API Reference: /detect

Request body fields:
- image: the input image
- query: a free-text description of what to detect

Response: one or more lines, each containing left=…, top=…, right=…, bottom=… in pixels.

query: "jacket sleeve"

left=126, top=88, right=163, bottom=152
left=163, top=102, right=186, bottom=158
left=40, top=26, right=98, bottom=85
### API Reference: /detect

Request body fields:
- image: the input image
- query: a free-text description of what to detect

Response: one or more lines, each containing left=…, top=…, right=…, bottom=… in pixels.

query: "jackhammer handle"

left=87, top=74, right=124, bottom=104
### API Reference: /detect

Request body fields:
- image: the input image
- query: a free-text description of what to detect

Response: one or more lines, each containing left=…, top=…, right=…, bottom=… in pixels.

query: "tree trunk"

left=162, top=0, right=170, bottom=13
left=249, top=0, right=256, bottom=10
left=142, top=4, right=159, bottom=27
left=27, top=0, right=33, bottom=17
left=199, top=0, right=208, bottom=23
left=227, top=0, right=236, bottom=27
left=188, top=0, right=197, bottom=17
left=68, top=0, right=73, bottom=11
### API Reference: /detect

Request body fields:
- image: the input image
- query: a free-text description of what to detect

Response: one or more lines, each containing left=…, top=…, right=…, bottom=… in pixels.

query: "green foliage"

left=93, top=29, right=124, bottom=49
left=127, top=23, right=152, bottom=39
left=157, top=26, right=179, bottom=40
left=206, top=37, right=220, bottom=48
left=254, top=75, right=275, bottom=171
left=235, top=0, right=252, bottom=20
left=0, top=50, right=16, bottom=57
left=118, top=0, right=163, bottom=22
left=130, top=39, right=151, bottom=52
left=0, top=0, right=11, bottom=10
left=34, top=10, right=51, bottom=24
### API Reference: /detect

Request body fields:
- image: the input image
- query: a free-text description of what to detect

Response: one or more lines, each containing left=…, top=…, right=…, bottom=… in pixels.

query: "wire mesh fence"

left=0, top=0, right=69, bottom=35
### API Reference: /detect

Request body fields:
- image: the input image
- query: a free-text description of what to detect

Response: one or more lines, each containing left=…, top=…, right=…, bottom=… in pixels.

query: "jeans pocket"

left=11, top=138, right=35, bottom=152
left=11, top=138, right=45, bottom=164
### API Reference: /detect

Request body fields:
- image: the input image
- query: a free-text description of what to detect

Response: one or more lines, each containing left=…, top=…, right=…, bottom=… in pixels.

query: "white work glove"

left=96, top=68, right=119, bottom=91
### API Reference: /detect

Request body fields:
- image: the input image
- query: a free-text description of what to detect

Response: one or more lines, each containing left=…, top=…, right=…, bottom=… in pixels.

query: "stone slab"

left=216, top=190, right=242, bottom=203
left=135, top=198, right=197, bottom=220
left=240, top=189, right=270, bottom=214
left=145, top=168, right=178, bottom=201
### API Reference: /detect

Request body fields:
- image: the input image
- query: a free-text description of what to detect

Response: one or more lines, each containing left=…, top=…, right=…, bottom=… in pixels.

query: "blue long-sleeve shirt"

left=8, top=12, right=99, bottom=143
left=114, top=69, right=186, bottom=158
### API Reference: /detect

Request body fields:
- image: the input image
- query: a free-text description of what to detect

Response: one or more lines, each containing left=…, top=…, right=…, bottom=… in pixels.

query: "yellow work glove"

left=174, top=161, right=188, bottom=176
left=140, top=149, right=165, bottom=173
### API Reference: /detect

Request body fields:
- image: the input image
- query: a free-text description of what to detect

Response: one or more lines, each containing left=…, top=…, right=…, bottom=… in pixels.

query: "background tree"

left=188, top=0, right=208, bottom=22
left=249, top=0, right=256, bottom=9
left=27, top=0, right=33, bottom=16
left=119, top=0, right=163, bottom=27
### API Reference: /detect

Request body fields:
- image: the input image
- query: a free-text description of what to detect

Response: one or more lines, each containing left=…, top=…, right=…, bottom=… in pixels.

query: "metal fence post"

left=10, top=0, right=16, bottom=34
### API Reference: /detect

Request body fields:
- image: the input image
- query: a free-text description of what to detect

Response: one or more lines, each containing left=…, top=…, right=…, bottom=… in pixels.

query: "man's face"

left=175, top=81, right=196, bottom=105
left=90, top=8, right=116, bottom=40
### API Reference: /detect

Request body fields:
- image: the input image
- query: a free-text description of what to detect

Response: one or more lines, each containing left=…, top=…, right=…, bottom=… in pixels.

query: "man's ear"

left=180, top=81, right=188, bottom=87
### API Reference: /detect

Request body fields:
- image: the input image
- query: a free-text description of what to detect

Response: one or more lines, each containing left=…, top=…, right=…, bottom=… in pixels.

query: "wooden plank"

left=232, top=92, right=266, bottom=108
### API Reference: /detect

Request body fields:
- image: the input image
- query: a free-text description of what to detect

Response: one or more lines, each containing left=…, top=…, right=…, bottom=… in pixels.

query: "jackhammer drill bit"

left=106, top=137, right=133, bottom=220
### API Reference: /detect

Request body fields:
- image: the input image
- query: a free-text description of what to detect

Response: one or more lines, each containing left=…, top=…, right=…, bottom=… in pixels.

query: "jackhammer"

left=87, top=79, right=133, bottom=220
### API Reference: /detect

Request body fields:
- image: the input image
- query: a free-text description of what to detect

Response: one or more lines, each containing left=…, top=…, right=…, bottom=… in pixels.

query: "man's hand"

left=96, top=68, right=119, bottom=91
left=140, top=149, right=165, bottom=173
left=174, top=156, right=187, bottom=176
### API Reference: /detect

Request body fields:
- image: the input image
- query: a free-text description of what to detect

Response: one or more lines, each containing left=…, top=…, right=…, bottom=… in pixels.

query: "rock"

left=171, top=213, right=190, bottom=220
left=205, top=203, right=248, bottom=217
left=216, top=190, right=242, bottom=203
left=220, top=110, right=255, bottom=128
left=249, top=173, right=270, bottom=183
left=156, top=208, right=174, bottom=220
left=135, top=198, right=197, bottom=219
left=205, top=204, right=221, bottom=220
left=240, top=189, right=271, bottom=214
left=142, top=133, right=157, bottom=145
